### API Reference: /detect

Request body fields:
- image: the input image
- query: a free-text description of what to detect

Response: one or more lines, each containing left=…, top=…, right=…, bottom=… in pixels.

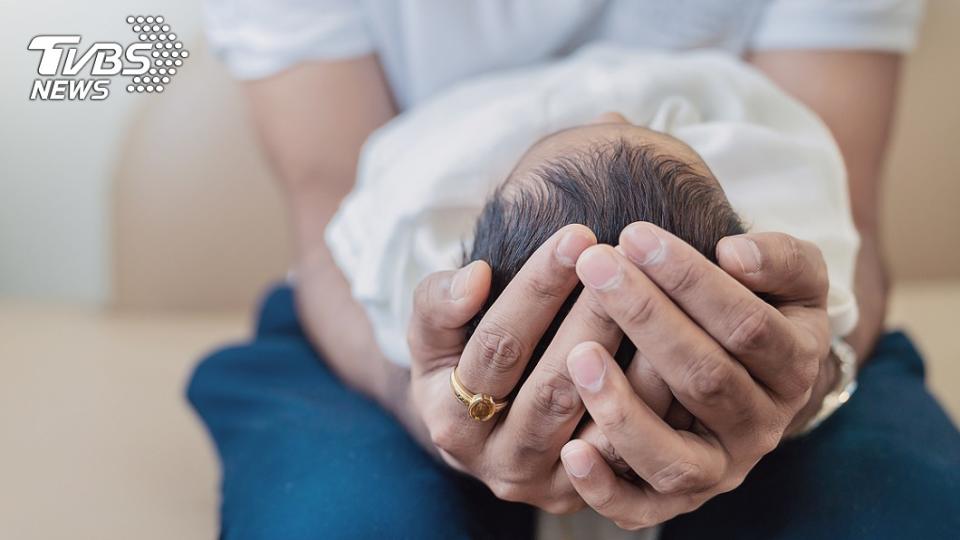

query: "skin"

left=243, top=50, right=900, bottom=526
left=409, top=117, right=832, bottom=518
left=549, top=51, right=903, bottom=526
left=559, top=224, right=831, bottom=527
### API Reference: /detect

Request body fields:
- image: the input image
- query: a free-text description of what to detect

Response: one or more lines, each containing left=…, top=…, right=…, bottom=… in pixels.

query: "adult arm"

left=748, top=50, right=902, bottom=360
left=242, top=57, right=418, bottom=426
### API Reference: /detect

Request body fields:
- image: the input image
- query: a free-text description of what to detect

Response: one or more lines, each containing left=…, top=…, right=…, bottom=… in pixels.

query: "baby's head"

left=465, top=113, right=745, bottom=373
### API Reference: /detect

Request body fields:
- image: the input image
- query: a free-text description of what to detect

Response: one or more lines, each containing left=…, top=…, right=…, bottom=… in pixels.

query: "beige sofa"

left=2, top=3, right=957, bottom=539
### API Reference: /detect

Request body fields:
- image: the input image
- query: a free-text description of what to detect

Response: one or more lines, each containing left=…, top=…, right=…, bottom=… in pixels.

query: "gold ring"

left=450, top=367, right=508, bottom=422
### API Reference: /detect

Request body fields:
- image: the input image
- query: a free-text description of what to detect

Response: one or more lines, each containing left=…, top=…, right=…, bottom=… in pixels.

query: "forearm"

left=748, top=50, right=901, bottom=360
left=240, top=57, right=409, bottom=410
left=281, top=180, right=428, bottom=444
left=846, top=231, right=888, bottom=361
left=289, top=185, right=402, bottom=406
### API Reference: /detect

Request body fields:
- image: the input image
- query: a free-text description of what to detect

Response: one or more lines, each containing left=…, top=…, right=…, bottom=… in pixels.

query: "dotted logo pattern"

left=124, top=15, right=189, bottom=94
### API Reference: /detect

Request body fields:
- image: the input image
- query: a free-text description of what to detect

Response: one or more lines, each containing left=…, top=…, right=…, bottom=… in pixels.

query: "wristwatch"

left=797, top=338, right=859, bottom=436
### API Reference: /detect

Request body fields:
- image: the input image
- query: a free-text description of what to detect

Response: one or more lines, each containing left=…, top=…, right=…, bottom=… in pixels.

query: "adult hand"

left=408, top=224, right=632, bottom=513
left=558, top=222, right=833, bottom=530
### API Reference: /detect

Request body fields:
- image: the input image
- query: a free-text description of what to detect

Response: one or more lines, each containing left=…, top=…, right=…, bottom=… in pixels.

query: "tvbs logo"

left=28, top=15, right=189, bottom=101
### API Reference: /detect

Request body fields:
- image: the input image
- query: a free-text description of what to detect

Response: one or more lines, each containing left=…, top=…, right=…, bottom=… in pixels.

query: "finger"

left=576, top=246, right=774, bottom=447
left=717, top=232, right=832, bottom=377
left=627, top=351, right=694, bottom=429
left=577, top=422, right=632, bottom=477
left=567, top=342, right=727, bottom=494
left=663, top=400, right=695, bottom=431
left=425, top=225, right=596, bottom=451
left=619, top=222, right=820, bottom=399
left=408, top=261, right=492, bottom=373
left=408, top=263, right=496, bottom=458
left=580, top=345, right=682, bottom=476
left=458, top=224, right=596, bottom=402
left=717, top=232, right=829, bottom=307
left=625, top=350, right=673, bottom=419
left=560, top=440, right=697, bottom=530
left=499, top=288, right=623, bottom=462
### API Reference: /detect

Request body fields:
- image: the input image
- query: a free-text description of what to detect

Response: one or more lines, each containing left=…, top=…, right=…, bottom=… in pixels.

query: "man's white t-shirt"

left=204, top=0, right=923, bottom=109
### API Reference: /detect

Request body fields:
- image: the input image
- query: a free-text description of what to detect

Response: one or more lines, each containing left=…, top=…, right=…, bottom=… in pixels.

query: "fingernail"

left=569, top=345, right=605, bottom=392
left=622, top=223, right=664, bottom=265
left=727, top=237, right=762, bottom=274
left=577, top=248, right=622, bottom=290
left=450, top=262, right=475, bottom=301
left=561, top=445, right=595, bottom=478
left=556, top=229, right=594, bottom=267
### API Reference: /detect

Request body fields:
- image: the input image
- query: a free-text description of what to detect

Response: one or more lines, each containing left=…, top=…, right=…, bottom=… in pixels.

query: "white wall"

left=0, top=0, right=201, bottom=303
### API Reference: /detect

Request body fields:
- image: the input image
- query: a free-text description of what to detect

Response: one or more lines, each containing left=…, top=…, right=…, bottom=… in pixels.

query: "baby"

left=464, top=115, right=745, bottom=379
left=325, top=47, right=859, bottom=369
left=324, top=45, right=860, bottom=540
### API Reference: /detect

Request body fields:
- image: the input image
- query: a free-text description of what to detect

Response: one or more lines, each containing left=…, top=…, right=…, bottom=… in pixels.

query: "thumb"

left=716, top=232, right=829, bottom=308
left=407, top=260, right=492, bottom=372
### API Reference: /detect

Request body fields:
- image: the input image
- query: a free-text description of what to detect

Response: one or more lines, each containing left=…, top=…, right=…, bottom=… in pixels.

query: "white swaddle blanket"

left=326, top=44, right=860, bottom=368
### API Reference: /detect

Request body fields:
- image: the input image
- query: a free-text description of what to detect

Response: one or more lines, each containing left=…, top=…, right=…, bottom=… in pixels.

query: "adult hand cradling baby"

left=407, top=222, right=832, bottom=526
left=321, top=48, right=862, bottom=532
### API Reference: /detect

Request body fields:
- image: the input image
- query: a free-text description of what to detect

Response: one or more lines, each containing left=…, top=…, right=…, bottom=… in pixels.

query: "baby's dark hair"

left=464, top=139, right=745, bottom=380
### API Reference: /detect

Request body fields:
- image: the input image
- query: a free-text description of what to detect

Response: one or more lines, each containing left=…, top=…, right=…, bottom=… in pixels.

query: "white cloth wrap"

left=326, top=46, right=860, bottom=367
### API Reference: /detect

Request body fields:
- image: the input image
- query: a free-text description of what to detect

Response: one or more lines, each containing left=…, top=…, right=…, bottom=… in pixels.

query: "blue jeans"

left=188, top=286, right=960, bottom=539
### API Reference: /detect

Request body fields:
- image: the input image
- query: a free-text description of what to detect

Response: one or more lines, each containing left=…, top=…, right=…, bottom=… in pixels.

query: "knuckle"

left=488, top=479, right=526, bottom=503
left=595, top=400, right=633, bottom=436
left=617, top=494, right=698, bottom=530
left=512, top=428, right=552, bottom=462
left=428, top=420, right=461, bottom=452
left=621, top=291, right=658, bottom=329
left=660, top=256, right=704, bottom=296
left=726, top=302, right=772, bottom=353
left=515, top=385, right=580, bottom=454
left=594, top=433, right=630, bottom=474
left=497, top=459, right=538, bottom=484
left=755, top=428, right=782, bottom=456
left=473, top=322, right=526, bottom=375
left=525, top=272, right=567, bottom=304
left=649, top=458, right=710, bottom=494
left=542, top=495, right=584, bottom=515
left=591, top=483, right=620, bottom=513
left=616, top=515, right=654, bottom=531
left=716, top=471, right=749, bottom=495
left=681, top=349, right=734, bottom=406
left=616, top=504, right=664, bottom=531
left=581, top=292, right=619, bottom=330
left=531, top=370, right=581, bottom=420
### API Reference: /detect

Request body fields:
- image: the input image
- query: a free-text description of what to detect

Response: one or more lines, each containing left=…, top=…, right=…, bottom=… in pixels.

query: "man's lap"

left=188, top=286, right=960, bottom=539
left=662, top=330, right=960, bottom=539
left=187, top=286, right=533, bottom=539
